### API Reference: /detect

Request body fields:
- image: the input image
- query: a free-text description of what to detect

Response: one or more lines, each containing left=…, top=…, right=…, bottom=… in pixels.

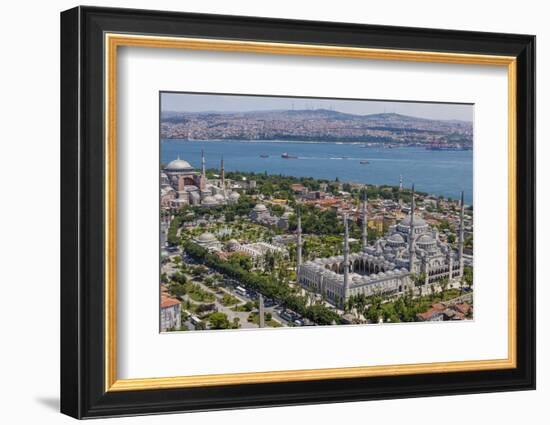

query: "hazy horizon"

left=161, top=92, right=473, bottom=122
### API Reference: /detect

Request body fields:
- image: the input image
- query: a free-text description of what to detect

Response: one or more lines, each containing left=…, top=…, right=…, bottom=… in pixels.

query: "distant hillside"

left=161, top=109, right=472, bottom=146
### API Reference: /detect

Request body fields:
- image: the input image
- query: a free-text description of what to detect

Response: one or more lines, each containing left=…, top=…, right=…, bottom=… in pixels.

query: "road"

left=179, top=271, right=291, bottom=330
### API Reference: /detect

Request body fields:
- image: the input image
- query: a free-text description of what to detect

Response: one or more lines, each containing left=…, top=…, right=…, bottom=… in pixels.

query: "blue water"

left=161, top=140, right=473, bottom=204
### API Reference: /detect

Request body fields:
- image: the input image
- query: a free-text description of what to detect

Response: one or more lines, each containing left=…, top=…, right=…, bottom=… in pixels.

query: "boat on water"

left=281, top=152, right=298, bottom=159
left=259, top=154, right=269, bottom=158
left=360, top=160, right=370, bottom=165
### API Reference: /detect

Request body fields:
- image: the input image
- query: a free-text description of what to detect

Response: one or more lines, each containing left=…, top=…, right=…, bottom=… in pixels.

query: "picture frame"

left=60, top=5, right=535, bottom=419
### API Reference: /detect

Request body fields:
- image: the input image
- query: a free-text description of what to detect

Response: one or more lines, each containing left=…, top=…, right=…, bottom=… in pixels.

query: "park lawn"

left=184, top=282, right=216, bottom=303
left=219, top=293, right=241, bottom=306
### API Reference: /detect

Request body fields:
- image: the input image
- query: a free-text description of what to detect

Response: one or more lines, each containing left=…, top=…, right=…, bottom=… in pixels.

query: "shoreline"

left=161, top=138, right=472, bottom=149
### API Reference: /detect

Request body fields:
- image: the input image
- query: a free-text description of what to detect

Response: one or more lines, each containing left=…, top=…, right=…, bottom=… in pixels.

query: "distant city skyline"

left=161, top=92, right=473, bottom=122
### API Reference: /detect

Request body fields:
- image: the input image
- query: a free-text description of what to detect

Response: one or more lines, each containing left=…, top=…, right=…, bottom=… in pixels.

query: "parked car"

left=263, top=298, right=276, bottom=307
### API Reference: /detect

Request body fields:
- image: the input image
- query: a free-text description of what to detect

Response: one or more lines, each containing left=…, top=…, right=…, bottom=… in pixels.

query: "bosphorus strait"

left=161, top=139, right=473, bottom=204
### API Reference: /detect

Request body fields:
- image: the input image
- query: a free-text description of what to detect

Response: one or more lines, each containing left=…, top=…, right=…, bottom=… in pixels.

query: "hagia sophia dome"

left=164, top=157, right=194, bottom=172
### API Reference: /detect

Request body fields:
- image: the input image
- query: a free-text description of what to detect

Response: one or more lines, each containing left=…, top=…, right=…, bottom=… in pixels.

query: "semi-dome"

left=416, top=234, right=435, bottom=244
left=398, top=214, right=427, bottom=228
left=213, top=194, right=225, bottom=201
left=229, top=192, right=240, bottom=200
left=388, top=233, right=405, bottom=243
left=253, top=203, right=268, bottom=212
left=198, top=232, right=217, bottom=242
left=165, top=157, right=194, bottom=172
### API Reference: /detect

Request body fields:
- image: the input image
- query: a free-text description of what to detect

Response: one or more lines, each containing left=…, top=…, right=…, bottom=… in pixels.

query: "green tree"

left=411, top=273, right=426, bottom=287
left=366, top=295, right=383, bottom=323
left=228, top=252, right=253, bottom=271
left=440, top=277, right=450, bottom=293
left=191, top=265, right=207, bottom=277
left=437, top=219, right=455, bottom=233
left=271, top=204, right=286, bottom=217
left=168, top=282, right=186, bottom=298
left=462, top=266, right=473, bottom=290
left=208, top=312, right=231, bottom=329
left=172, top=272, right=187, bottom=285
left=225, top=211, right=235, bottom=222
left=232, top=317, right=241, bottom=329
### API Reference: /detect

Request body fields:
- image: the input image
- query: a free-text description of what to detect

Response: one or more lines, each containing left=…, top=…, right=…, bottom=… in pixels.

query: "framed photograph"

left=60, top=6, right=535, bottom=419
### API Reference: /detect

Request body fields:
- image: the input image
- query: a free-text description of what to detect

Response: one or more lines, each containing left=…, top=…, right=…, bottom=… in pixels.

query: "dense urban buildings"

left=161, top=109, right=473, bottom=149
left=160, top=153, right=473, bottom=331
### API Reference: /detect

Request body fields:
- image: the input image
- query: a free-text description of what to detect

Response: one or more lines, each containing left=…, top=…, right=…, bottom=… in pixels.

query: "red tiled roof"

left=432, top=303, right=446, bottom=311
left=290, top=184, right=306, bottom=191
left=417, top=308, right=442, bottom=321
left=453, top=303, right=471, bottom=314
left=216, top=251, right=230, bottom=260
left=305, top=198, right=340, bottom=207
left=161, top=295, right=180, bottom=309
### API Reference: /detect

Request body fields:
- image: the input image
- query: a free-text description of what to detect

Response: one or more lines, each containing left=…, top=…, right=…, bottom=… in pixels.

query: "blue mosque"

left=297, top=186, right=465, bottom=306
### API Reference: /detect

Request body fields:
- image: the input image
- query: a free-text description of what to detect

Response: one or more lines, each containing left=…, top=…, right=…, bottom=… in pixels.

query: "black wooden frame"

left=60, top=6, right=536, bottom=419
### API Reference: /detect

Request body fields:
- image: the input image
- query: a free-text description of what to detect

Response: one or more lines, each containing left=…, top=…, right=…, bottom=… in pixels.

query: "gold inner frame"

left=104, top=33, right=517, bottom=392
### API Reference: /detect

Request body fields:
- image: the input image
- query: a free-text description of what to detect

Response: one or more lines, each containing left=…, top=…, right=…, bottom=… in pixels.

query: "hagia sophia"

left=160, top=151, right=241, bottom=209
left=297, top=187, right=465, bottom=306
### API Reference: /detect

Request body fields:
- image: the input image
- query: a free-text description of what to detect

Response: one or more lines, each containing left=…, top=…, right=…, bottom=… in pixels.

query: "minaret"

left=361, top=191, right=368, bottom=251
left=343, top=213, right=350, bottom=303
left=421, top=254, right=429, bottom=286
left=398, top=175, right=404, bottom=206
left=220, top=156, right=226, bottom=197
left=201, top=149, right=206, bottom=178
left=448, top=250, right=454, bottom=282
left=458, top=191, right=465, bottom=277
left=409, top=184, right=416, bottom=273
left=296, top=208, right=302, bottom=267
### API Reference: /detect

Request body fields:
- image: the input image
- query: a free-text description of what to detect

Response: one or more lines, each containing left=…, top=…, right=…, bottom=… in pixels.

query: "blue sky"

left=161, top=92, right=473, bottom=122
